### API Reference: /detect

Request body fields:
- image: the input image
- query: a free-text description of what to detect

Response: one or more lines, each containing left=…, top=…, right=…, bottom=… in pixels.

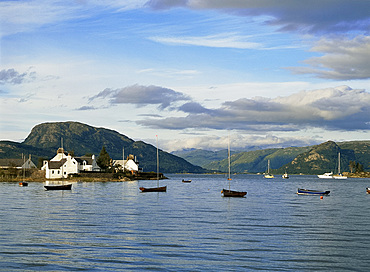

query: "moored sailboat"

left=333, top=152, right=347, bottom=179
left=19, top=154, right=28, bottom=187
left=221, top=135, right=247, bottom=197
left=264, top=159, right=274, bottom=178
left=139, top=135, right=167, bottom=192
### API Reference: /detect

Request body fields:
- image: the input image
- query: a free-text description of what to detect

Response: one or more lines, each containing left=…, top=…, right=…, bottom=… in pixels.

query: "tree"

left=97, top=146, right=112, bottom=170
left=356, top=162, right=364, bottom=173
left=349, top=161, right=356, bottom=173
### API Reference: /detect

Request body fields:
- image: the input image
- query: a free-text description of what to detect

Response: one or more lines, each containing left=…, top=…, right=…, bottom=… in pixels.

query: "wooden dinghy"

left=221, top=189, right=247, bottom=197
left=44, top=184, right=72, bottom=190
left=297, top=188, right=330, bottom=195
left=182, top=179, right=192, bottom=183
left=139, top=186, right=167, bottom=192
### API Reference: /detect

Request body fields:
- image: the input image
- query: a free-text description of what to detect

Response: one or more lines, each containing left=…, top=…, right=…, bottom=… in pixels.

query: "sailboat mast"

left=228, top=135, right=231, bottom=189
left=22, top=153, right=25, bottom=180
left=156, top=135, right=159, bottom=188
left=61, top=137, right=64, bottom=179
left=338, top=152, right=341, bottom=174
left=122, top=147, right=125, bottom=171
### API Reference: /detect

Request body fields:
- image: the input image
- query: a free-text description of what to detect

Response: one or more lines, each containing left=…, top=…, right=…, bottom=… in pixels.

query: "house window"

left=58, top=170, right=60, bottom=174
left=52, top=170, right=54, bottom=174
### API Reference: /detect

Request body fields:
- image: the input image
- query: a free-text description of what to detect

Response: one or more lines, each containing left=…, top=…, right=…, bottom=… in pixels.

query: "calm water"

left=1, top=174, right=370, bottom=271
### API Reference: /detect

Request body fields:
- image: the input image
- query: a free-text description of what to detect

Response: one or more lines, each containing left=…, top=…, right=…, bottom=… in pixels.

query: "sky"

left=1, top=0, right=370, bottom=153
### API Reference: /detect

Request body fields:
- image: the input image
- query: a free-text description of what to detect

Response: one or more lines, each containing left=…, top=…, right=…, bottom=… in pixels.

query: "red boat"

left=221, top=189, right=247, bottom=197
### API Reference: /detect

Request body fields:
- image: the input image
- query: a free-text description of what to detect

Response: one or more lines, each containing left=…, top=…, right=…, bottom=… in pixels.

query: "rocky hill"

left=0, top=122, right=206, bottom=173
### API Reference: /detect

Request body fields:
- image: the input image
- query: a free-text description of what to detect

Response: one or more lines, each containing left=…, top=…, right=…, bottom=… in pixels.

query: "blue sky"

left=1, top=0, right=370, bottom=152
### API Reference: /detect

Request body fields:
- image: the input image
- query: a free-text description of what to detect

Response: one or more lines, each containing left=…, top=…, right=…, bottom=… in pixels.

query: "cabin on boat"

left=0, top=156, right=37, bottom=169
left=42, top=148, right=100, bottom=179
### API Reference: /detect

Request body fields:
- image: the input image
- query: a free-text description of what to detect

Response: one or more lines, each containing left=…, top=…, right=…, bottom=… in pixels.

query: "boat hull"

left=317, top=172, right=333, bottom=179
left=139, top=186, right=167, bottom=192
left=19, top=182, right=28, bottom=187
left=44, top=184, right=72, bottom=190
left=182, top=180, right=192, bottom=183
left=333, top=175, right=347, bottom=179
left=221, top=189, right=247, bottom=197
left=264, top=174, right=274, bottom=179
left=297, top=188, right=330, bottom=195
left=367, top=188, right=370, bottom=194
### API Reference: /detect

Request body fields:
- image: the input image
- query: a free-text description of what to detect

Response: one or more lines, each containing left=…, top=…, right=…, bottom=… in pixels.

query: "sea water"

left=1, top=174, right=370, bottom=271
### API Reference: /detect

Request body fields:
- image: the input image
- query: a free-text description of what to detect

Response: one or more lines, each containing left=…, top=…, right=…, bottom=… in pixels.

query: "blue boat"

left=297, top=188, right=330, bottom=195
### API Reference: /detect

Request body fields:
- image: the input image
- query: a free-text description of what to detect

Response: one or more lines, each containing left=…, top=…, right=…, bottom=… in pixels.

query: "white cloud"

left=89, top=84, right=191, bottom=109
left=289, top=36, right=370, bottom=80
left=147, top=0, right=370, bottom=34
left=137, top=85, right=370, bottom=131
left=149, top=33, right=262, bottom=49
left=162, top=133, right=318, bottom=152
left=0, top=0, right=147, bottom=37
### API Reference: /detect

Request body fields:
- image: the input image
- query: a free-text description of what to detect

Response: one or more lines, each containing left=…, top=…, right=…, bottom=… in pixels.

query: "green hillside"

left=177, top=140, right=369, bottom=174
left=278, top=141, right=369, bottom=174
left=1, top=122, right=206, bottom=173
left=205, top=146, right=311, bottom=173
left=172, top=149, right=228, bottom=168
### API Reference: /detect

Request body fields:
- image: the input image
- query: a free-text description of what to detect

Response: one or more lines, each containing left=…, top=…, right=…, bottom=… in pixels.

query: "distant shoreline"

left=2, top=171, right=370, bottom=182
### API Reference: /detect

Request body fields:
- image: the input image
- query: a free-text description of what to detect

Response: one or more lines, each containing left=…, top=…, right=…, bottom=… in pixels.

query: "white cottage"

left=112, top=154, right=140, bottom=173
left=42, top=148, right=100, bottom=179
left=75, top=155, right=101, bottom=172
left=42, top=148, right=78, bottom=179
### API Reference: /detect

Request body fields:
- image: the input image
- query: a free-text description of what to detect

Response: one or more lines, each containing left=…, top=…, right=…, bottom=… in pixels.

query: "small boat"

left=140, top=135, right=167, bottom=193
left=282, top=170, right=289, bottom=179
left=182, top=179, right=192, bottom=183
left=264, top=159, right=274, bottom=178
left=44, top=184, right=72, bottom=190
left=366, top=188, right=370, bottom=194
left=297, top=188, right=330, bottom=195
left=221, top=135, right=247, bottom=197
left=317, top=172, right=333, bottom=179
left=221, top=189, right=247, bottom=197
left=19, top=182, right=28, bottom=187
left=139, top=186, right=167, bottom=192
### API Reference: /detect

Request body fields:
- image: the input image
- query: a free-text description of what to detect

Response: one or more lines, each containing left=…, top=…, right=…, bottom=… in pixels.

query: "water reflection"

left=0, top=175, right=370, bottom=271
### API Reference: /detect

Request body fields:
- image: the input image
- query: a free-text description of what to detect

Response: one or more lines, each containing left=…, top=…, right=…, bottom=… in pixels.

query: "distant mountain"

left=204, top=146, right=311, bottom=173
left=279, top=140, right=369, bottom=174
left=1, top=122, right=206, bottom=173
left=172, top=149, right=229, bottom=168
left=175, top=140, right=370, bottom=174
